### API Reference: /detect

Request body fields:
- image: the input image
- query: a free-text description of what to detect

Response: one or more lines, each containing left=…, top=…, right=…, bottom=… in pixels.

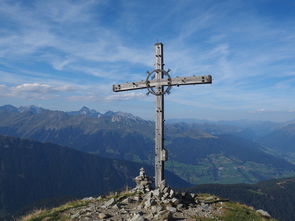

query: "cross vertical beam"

left=154, top=43, right=165, bottom=188
left=112, top=42, right=212, bottom=189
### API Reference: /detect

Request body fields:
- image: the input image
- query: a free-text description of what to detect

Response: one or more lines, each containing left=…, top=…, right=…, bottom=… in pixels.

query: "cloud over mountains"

left=0, top=0, right=295, bottom=120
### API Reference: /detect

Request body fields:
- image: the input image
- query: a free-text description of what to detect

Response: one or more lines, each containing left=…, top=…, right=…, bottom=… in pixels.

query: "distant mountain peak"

left=0, top=104, right=18, bottom=112
left=79, top=106, right=98, bottom=115
left=67, top=106, right=101, bottom=118
left=104, top=110, right=115, bottom=116
left=104, top=110, right=143, bottom=122
left=80, top=106, right=91, bottom=112
left=18, top=105, right=45, bottom=114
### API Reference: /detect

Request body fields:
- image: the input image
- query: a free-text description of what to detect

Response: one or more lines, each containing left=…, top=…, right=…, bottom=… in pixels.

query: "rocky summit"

left=21, top=168, right=275, bottom=221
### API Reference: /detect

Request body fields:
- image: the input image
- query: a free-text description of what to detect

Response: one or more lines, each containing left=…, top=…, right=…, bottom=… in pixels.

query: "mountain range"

left=1, top=105, right=295, bottom=185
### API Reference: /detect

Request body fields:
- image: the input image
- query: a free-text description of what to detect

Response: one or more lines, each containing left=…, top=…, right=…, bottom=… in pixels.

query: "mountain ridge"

left=1, top=104, right=295, bottom=185
left=0, top=105, right=146, bottom=121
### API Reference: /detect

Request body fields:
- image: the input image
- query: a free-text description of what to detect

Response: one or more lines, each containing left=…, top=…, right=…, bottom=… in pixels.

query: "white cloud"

left=51, top=58, right=73, bottom=71
left=0, top=83, right=76, bottom=100
left=0, top=84, right=8, bottom=96
left=0, top=0, right=295, bottom=121
left=248, top=108, right=266, bottom=114
left=0, top=84, right=7, bottom=89
left=105, top=92, right=146, bottom=101
left=0, top=0, right=151, bottom=69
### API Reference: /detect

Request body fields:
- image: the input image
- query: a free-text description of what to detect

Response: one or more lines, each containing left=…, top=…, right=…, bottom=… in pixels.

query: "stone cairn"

left=66, top=168, right=271, bottom=220
left=133, top=168, right=152, bottom=193
left=67, top=167, right=220, bottom=220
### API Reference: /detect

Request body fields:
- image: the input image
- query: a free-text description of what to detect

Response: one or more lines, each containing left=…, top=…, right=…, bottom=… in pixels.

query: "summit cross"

left=113, top=43, right=212, bottom=188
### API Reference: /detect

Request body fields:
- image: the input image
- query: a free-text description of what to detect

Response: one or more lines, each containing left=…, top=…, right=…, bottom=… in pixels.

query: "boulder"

left=169, top=189, right=174, bottom=198
left=257, top=209, right=271, bottom=218
left=166, top=206, right=177, bottom=213
left=129, top=213, right=145, bottom=221
left=98, top=213, right=107, bottom=219
left=103, top=198, right=115, bottom=208
left=122, top=197, right=132, bottom=204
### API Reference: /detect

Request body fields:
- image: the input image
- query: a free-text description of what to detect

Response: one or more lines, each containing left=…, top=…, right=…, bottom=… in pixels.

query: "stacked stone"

left=133, top=168, right=152, bottom=193
left=65, top=168, right=255, bottom=220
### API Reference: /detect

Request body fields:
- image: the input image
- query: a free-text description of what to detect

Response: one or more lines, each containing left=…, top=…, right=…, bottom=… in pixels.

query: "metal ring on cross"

left=145, top=69, right=172, bottom=96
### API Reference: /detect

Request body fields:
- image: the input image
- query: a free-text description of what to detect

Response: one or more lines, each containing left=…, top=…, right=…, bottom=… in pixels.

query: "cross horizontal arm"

left=113, top=75, right=212, bottom=92
left=113, top=80, right=147, bottom=92
left=170, top=75, right=212, bottom=87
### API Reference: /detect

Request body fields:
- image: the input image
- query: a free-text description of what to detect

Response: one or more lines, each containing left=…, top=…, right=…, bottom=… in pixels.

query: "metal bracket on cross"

left=146, top=69, right=172, bottom=96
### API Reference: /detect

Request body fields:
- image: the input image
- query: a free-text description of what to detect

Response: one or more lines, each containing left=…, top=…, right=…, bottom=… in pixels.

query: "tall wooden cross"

left=113, top=43, right=212, bottom=188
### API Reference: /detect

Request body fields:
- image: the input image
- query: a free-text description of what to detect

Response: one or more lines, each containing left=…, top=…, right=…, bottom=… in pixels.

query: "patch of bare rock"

left=64, top=168, right=229, bottom=220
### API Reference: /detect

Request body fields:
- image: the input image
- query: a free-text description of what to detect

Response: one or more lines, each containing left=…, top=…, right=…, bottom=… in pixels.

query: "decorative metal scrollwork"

left=145, top=69, right=172, bottom=96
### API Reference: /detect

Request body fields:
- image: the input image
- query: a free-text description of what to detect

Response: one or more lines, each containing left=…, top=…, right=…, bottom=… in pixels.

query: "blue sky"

left=0, top=0, right=295, bottom=121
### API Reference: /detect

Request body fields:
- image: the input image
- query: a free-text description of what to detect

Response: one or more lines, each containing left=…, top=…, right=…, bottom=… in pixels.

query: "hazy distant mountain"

left=215, top=119, right=281, bottom=135
left=187, top=176, right=295, bottom=221
left=168, top=119, right=281, bottom=139
left=169, top=119, right=295, bottom=164
left=1, top=105, right=295, bottom=185
left=67, top=106, right=102, bottom=118
left=257, top=122, right=295, bottom=164
left=0, top=104, right=154, bottom=138
left=0, top=104, right=18, bottom=112
left=0, top=135, right=189, bottom=219
left=166, top=134, right=295, bottom=184
left=260, top=122, right=295, bottom=152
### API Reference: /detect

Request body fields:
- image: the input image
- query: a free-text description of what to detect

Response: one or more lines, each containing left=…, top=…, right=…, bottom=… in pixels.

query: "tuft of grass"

left=193, top=200, right=277, bottom=221
left=20, top=190, right=136, bottom=221
left=104, top=189, right=136, bottom=200
left=19, top=200, right=89, bottom=221
left=222, top=201, right=276, bottom=221
left=195, top=218, right=219, bottom=221
left=20, top=210, right=44, bottom=221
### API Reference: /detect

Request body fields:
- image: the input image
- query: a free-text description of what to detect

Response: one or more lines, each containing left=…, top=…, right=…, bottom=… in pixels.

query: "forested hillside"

left=0, top=135, right=188, bottom=219
left=187, top=177, right=295, bottom=221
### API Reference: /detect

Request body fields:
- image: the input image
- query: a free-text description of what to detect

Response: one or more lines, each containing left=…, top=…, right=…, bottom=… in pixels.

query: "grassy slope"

left=186, top=177, right=295, bottom=221
left=20, top=192, right=276, bottom=221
